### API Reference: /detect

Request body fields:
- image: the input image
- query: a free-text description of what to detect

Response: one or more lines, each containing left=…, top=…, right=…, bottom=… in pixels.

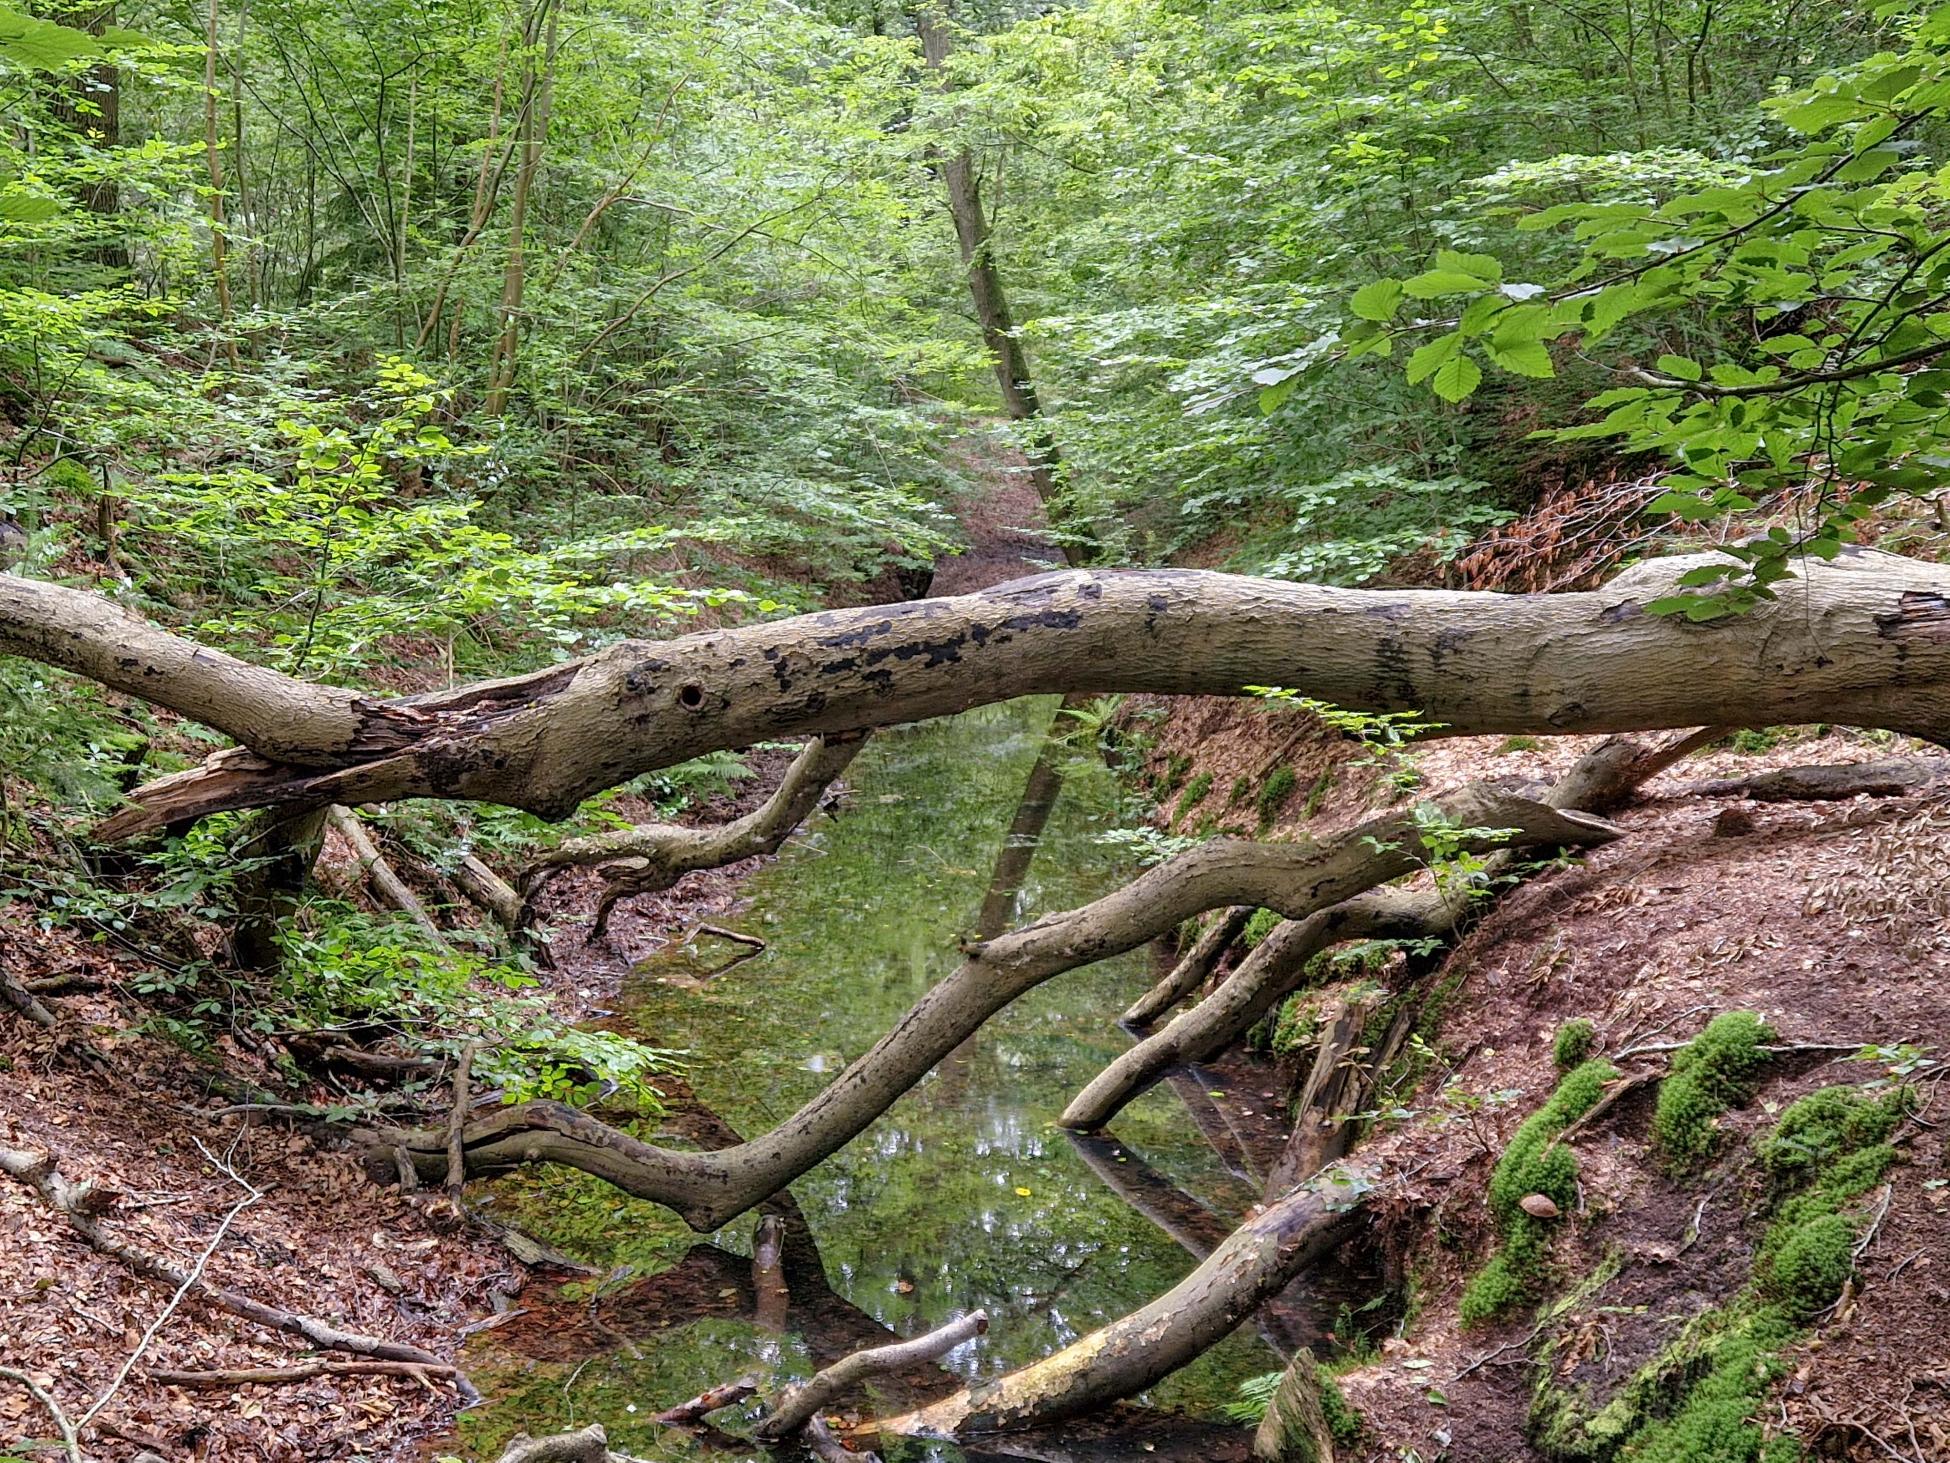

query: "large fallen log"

left=6, top=551, right=1931, bottom=839
left=373, top=787, right=1614, bottom=1229
left=866, top=1159, right=1377, bottom=1439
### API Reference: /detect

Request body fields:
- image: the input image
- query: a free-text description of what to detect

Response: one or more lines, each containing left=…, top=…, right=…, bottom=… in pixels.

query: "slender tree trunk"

left=912, top=5, right=1089, bottom=563
left=485, top=0, right=558, bottom=415
left=202, top=0, right=238, bottom=365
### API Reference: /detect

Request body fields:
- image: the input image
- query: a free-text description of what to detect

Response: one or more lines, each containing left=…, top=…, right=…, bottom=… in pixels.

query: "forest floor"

left=5, top=443, right=1947, bottom=1460
left=1134, top=698, right=1950, bottom=1461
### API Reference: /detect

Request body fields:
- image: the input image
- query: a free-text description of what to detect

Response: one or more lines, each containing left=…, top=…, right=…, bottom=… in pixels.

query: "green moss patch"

left=1530, top=1081, right=1907, bottom=1461
left=1173, top=770, right=1214, bottom=823
left=1257, top=765, right=1299, bottom=827
left=1652, top=1011, right=1773, bottom=1168
left=1460, top=1058, right=1617, bottom=1325
left=1553, top=1018, right=1597, bottom=1072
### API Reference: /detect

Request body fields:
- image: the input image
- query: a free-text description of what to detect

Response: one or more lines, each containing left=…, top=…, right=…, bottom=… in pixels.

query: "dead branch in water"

left=1124, top=905, right=1252, bottom=1027
left=868, top=1162, right=1374, bottom=1439
left=754, top=1310, right=989, bottom=1440
left=654, top=1376, right=759, bottom=1424
left=520, top=732, right=867, bottom=936
left=375, top=786, right=1614, bottom=1230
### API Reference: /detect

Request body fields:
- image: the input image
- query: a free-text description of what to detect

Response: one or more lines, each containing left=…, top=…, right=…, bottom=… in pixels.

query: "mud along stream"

left=441, top=699, right=1367, bottom=1461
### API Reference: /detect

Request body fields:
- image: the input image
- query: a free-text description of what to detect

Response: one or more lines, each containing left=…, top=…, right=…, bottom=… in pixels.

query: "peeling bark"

left=374, top=786, right=1611, bottom=1229
left=14, top=551, right=1931, bottom=841
left=866, top=1160, right=1376, bottom=1439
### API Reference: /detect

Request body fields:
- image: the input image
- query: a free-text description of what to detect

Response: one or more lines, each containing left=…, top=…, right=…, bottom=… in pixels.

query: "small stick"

left=690, top=923, right=767, bottom=950
left=149, top=1359, right=461, bottom=1389
left=0, top=1366, right=82, bottom=1463
left=446, top=1040, right=483, bottom=1197
left=806, top=1415, right=879, bottom=1463
left=654, top=1374, right=758, bottom=1424
left=755, top=1310, right=987, bottom=1440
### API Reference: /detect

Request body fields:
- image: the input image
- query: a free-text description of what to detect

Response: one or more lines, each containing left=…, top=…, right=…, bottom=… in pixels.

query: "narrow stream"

left=449, top=699, right=1320, bottom=1461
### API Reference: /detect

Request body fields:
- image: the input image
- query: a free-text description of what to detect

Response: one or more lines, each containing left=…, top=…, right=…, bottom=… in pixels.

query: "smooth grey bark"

left=4, top=553, right=1942, bottom=838
left=518, top=731, right=867, bottom=933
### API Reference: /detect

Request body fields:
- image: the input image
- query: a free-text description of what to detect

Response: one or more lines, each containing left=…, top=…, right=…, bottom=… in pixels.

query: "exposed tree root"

left=32, top=551, right=1940, bottom=838
left=0, top=1139, right=471, bottom=1401
left=866, top=1159, right=1377, bottom=1439
left=754, top=1310, right=989, bottom=1440
left=519, top=731, right=866, bottom=935
left=1124, top=905, right=1252, bottom=1027
left=373, top=786, right=1613, bottom=1229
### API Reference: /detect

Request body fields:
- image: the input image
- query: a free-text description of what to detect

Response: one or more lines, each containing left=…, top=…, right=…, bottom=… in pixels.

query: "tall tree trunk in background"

left=49, top=2, right=122, bottom=268
left=912, top=5, right=1091, bottom=565
left=202, top=0, right=239, bottom=366
left=484, top=0, right=559, bottom=416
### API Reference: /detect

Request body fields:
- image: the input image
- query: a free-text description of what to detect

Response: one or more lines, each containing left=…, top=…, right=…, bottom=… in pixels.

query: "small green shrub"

left=1498, top=735, right=1541, bottom=753
left=1227, top=773, right=1253, bottom=808
left=1257, top=765, right=1299, bottom=826
left=1652, top=1012, right=1773, bottom=1168
left=1553, top=1018, right=1597, bottom=1072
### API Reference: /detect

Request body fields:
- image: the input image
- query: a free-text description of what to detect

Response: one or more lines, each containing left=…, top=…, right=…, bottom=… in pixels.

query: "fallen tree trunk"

left=867, top=1159, right=1377, bottom=1439
left=373, top=786, right=1613, bottom=1229
left=453, top=852, right=524, bottom=928
left=1691, top=755, right=1948, bottom=801
left=16, top=550, right=1932, bottom=840
left=519, top=731, right=867, bottom=934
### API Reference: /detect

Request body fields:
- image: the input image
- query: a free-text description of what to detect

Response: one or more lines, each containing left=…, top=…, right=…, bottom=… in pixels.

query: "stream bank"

left=442, top=697, right=1371, bottom=1460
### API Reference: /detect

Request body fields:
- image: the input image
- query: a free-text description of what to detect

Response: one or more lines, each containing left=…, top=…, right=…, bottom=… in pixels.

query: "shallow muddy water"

left=447, top=699, right=1333, bottom=1461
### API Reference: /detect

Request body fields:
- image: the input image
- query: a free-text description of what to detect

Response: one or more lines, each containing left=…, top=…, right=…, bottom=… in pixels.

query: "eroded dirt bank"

left=1125, top=693, right=1950, bottom=1460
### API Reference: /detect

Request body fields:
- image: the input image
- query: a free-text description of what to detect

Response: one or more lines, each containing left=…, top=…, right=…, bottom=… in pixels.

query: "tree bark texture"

left=373, top=786, right=1612, bottom=1229
left=8, top=552, right=1934, bottom=841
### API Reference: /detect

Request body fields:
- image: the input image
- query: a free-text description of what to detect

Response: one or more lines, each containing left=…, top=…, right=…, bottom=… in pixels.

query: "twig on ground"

left=0, top=1365, right=84, bottom=1463
left=77, top=1136, right=263, bottom=1433
left=446, top=1040, right=483, bottom=1197
left=148, top=1359, right=461, bottom=1390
